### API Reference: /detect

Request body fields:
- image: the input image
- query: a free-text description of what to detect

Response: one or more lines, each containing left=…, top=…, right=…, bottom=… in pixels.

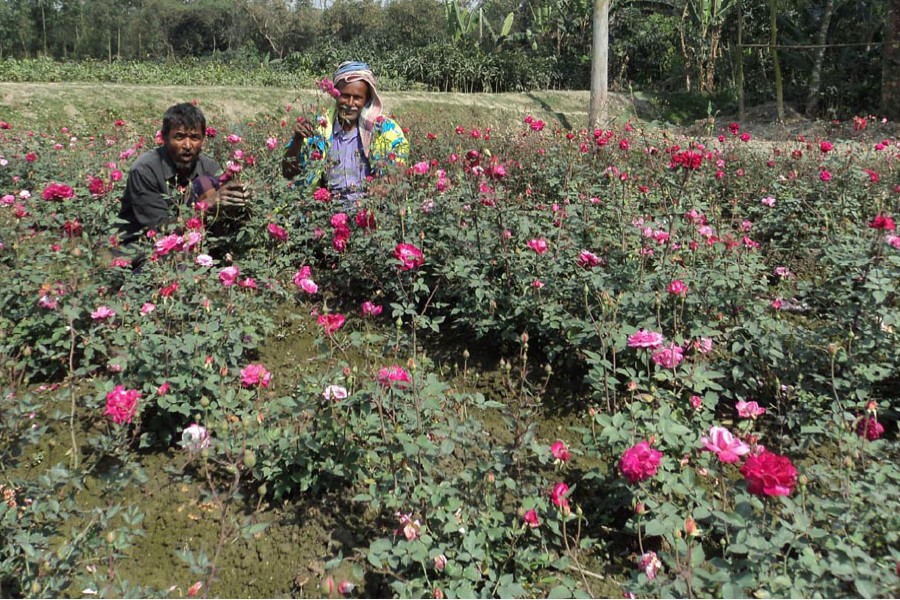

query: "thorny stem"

left=68, top=315, right=80, bottom=469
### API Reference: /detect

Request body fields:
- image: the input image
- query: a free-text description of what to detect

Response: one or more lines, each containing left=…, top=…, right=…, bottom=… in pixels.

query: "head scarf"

left=333, top=61, right=384, bottom=158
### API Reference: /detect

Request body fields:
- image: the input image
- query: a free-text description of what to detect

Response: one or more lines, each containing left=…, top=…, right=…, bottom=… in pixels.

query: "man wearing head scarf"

left=282, top=61, right=409, bottom=208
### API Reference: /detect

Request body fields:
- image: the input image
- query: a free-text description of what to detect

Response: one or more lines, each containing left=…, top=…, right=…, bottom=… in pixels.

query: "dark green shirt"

left=117, top=147, right=220, bottom=239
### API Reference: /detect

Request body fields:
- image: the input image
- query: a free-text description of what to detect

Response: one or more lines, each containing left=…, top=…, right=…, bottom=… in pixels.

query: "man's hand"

left=292, top=119, right=317, bottom=141
left=216, top=181, right=252, bottom=208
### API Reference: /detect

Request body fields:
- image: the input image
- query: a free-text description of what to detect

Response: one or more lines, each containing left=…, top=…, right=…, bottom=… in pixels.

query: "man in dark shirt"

left=118, top=103, right=249, bottom=243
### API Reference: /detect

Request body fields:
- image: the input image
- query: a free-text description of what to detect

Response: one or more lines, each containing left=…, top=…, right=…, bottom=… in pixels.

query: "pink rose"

left=637, top=551, right=662, bottom=580
left=154, top=234, right=184, bottom=256
left=856, top=416, right=885, bottom=441
left=527, top=238, right=548, bottom=255
left=105, top=385, right=140, bottom=425
left=578, top=250, right=601, bottom=268
left=394, top=243, right=424, bottom=270
left=619, top=441, right=662, bottom=483
left=361, top=301, right=383, bottom=317
left=267, top=223, right=288, bottom=242
left=91, top=305, right=115, bottom=321
left=219, top=265, right=240, bottom=287
left=701, top=426, right=750, bottom=463
left=740, top=450, right=797, bottom=497
left=377, top=365, right=411, bottom=388
left=313, top=187, right=331, bottom=202
left=323, top=385, right=348, bottom=401
left=736, top=400, right=766, bottom=419
left=522, top=508, right=540, bottom=528
left=41, top=182, right=75, bottom=201
left=667, top=280, right=688, bottom=296
left=651, top=343, right=684, bottom=369
left=181, top=424, right=210, bottom=453
left=549, top=482, right=569, bottom=511
left=550, top=440, right=570, bottom=462
left=318, top=313, right=346, bottom=335
left=627, top=329, right=664, bottom=349
left=240, top=363, right=271, bottom=388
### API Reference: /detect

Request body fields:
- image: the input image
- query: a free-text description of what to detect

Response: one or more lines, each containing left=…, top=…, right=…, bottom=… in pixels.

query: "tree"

left=804, top=0, right=834, bottom=116
left=589, top=0, right=610, bottom=128
left=882, top=0, right=900, bottom=119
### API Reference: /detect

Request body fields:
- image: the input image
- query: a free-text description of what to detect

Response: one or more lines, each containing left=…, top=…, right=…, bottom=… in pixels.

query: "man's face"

left=335, top=80, right=369, bottom=126
left=165, top=125, right=204, bottom=171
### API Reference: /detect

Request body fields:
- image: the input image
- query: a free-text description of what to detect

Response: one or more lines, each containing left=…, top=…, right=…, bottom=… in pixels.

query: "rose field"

left=1, top=84, right=899, bottom=599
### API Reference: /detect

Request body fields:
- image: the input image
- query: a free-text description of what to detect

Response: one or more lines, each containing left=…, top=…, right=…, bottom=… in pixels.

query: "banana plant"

left=444, top=1, right=515, bottom=48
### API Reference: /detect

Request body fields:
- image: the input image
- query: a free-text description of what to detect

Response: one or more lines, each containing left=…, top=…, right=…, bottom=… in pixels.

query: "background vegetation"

left=0, top=0, right=896, bottom=120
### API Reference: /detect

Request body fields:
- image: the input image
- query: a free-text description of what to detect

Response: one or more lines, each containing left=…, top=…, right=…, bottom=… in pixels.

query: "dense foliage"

left=0, top=0, right=895, bottom=117
left=0, top=96, right=899, bottom=597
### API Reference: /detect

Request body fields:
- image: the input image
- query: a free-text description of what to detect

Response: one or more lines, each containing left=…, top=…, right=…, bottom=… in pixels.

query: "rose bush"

left=0, top=105, right=897, bottom=597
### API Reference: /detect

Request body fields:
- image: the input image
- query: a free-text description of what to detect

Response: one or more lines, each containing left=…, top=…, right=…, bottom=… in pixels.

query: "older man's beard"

left=337, top=105, right=360, bottom=126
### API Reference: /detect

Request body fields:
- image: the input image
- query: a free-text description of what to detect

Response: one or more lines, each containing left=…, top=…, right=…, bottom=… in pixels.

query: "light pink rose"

left=736, top=400, right=767, bottom=419
left=701, top=426, right=750, bottom=463
left=91, top=305, right=115, bottom=321
left=219, top=265, right=240, bottom=287
left=627, top=329, right=665, bottom=349
left=323, top=385, right=348, bottom=401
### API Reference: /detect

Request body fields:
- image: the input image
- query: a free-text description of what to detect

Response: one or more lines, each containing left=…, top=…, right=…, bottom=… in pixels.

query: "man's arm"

left=121, top=166, right=171, bottom=232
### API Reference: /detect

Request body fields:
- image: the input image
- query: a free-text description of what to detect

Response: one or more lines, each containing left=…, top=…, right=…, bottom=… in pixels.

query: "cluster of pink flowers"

left=332, top=212, right=350, bottom=252
left=313, top=187, right=331, bottom=202
left=524, top=115, right=546, bottom=131
left=527, top=238, right=549, bottom=255
left=360, top=300, right=382, bottom=317
left=90, top=305, right=116, bottom=321
left=41, top=182, right=74, bottom=201
left=619, top=441, right=663, bottom=483
left=181, top=423, right=210, bottom=453
left=637, top=551, right=662, bottom=580
left=856, top=414, right=885, bottom=441
left=667, top=280, right=688, bottom=296
left=651, top=343, right=684, bottom=369
left=671, top=150, right=702, bottom=170
left=105, top=385, right=141, bottom=425
left=240, top=363, right=271, bottom=388
left=317, top=78, right=342, bottom=99
left=740, top=451, right=798, bottom=497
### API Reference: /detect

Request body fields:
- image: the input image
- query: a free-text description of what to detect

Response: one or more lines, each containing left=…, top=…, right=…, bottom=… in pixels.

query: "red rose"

left=740, top=450, right=797, bottom=497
